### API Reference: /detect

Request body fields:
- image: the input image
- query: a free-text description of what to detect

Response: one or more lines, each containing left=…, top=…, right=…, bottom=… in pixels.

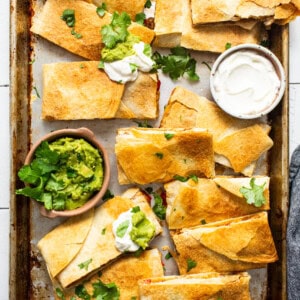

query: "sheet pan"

left=9, top=0, right=289, bottom=299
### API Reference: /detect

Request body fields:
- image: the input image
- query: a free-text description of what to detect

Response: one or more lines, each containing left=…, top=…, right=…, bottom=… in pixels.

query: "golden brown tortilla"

left=138, top=272, right=251, bottom=300
left=115, top=127, right=215, bottom=185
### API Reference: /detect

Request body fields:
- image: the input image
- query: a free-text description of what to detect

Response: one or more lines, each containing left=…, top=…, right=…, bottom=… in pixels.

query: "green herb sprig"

left=239, top=178, right=266, bottom=207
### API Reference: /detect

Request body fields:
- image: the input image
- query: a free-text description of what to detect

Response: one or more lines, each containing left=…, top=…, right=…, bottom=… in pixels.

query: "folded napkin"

left=287, top=145, right=300, bottom=299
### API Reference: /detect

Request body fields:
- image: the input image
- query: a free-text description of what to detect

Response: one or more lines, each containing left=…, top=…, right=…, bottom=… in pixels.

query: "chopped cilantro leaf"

left=144, top=0, right=152, bottom=8
left=78, top=258, right=93, bottom=271
left=96, top=3, right=107, bottom=17
left=152, top=47, right=199, bottom=81
left=201, top=219, right=207, bottom=225
left=135, top=12, right=146, bottom=25
left=225, top=42, right=232, bottom=50
left=33, top=86, right=40, bottom=98
left=101, top=227, right=106, bottom=235
left=75, top=284, right=91, bottom=300
left=155, top=152, right=164, bottom=159
left=187, top=258, right=197, bottom=272
left=92, top=280, right=120, bottom=300
left=239, top=178, right=266, bottom=207
left=116, top=220, right=130, bottom=237
left=173, top=175, right=189, bottom=182
left=102, top=189, right=114, bottom=201
left=131, top=206, right=141, bottom=213
left=152, top=193, right=166, bottom=220
left=61, top=9, right=75, bottom=27
left=130, top=63, right=138, bottom=73
left=55, top=288, right=66, bottom=300
left=165, top=252, right=173, bottom=260
left=101, top=12, right=131, bottom=49
left=164, top=133, right=174, bottom=140
left=134, top=120, right=153, bottom=128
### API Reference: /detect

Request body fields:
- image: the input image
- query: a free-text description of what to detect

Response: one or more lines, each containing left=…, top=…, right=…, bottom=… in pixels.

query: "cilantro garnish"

left=75, top=284, right=91, bottom=300
left=78, top=258, right=93, bottom=271
left=186, top=258, right=197, bottom=272
left=61, top=9, right=75, bottom=27
left=61, top=9, right=83, bottom=39
left=225, top=42, right=232, bottom=50
left=134, top=120, right=153, bottom=128
left=239, top=178, right=266, bottom=207
left=144, top=0, right=152, bottom=8
left=173, top=174, right=198, bottom=183
left=165, top=252, right=173, bottom=260
left=33, top=86, right=40, bottom=98
left=55, top=288, right=66, bottom=300
left=135, top=12, right=146, bottom=25
left=155, top=152, right=164, bottom=159
left=103, top=189, right=114, bottom=201
left=29, top=59, right=35, bottom=65
left=92, top=280, right=120, bottom=300
left=96, top=3, right=107, bottom=17
left=116, top=220, right=130, bottom=238
left=152, top=193, right=166, bottom=220
left=164, top=133, right=174, bottom=140
left=101, top=12, right=131, bottom=49
left=152, top=47, right=199, bottom=81
left=131, top=206, right=141, bottom=213
left=101, top=228, right=106, bottom=235
left=201, top=219, right=207, bottom=225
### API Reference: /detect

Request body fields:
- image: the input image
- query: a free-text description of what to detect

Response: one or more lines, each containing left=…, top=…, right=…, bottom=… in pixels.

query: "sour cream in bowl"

left=210, top=44, right=286, bottom=119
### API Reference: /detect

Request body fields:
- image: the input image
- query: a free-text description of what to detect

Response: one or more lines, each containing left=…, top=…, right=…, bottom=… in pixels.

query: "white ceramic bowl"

left=210, top=44, right=286, bottom=119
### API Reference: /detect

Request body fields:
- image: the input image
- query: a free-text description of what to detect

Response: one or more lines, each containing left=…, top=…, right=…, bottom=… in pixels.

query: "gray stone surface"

left=287, top=145, right=300, bottom=300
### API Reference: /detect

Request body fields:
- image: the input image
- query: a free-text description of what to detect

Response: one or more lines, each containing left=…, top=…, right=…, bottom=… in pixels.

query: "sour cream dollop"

left=112, top=210, right=140, bottom=252
left=211, top=50, right=282, bottom=118
left=103, top=42, right=154, bottom=84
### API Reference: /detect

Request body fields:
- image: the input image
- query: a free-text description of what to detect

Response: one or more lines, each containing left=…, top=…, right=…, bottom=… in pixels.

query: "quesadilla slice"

left=160, top=87, right=273, bottom=176
left=138, top=272, right=251, bottom=300
left=31, top=0, right=154, bottom=60
left=42, top=62, right=159, bottom=120
left=165, top=176, right=270, bottom=229
left=54, top=249, right=164, bottom=300
left=115, top=128, right=215, bottom=185
left=38, top=190, right=162, bottom=288
left=37, top=209, right=94, bottom=279
left=172, top=212, right=278, bottom=274
left=154, top=0, right=265, bottom=52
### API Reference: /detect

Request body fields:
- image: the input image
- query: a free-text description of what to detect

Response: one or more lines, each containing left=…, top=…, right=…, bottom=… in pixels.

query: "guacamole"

left=16, top=137, right=104, bottom=210
left=101, top=34, right=140, bottom=62
left=129, top=210, right=156, bottom=250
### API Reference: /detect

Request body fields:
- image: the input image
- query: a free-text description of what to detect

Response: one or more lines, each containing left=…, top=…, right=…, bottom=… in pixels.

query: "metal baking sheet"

left=9, top=0, right=289, bottom=299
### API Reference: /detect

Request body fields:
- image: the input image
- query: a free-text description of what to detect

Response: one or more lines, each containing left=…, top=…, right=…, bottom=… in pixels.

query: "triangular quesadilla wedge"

left=42, top=62, right=159, bottom=120
left=172, top=212, right=278, bottom=274
left=31, top=0, right=155, bottom=60
left=115, top=127, right=214, bottom=185
left=165, top=176, right=270, bottom=229
left=138, top=272, right=251, bottom=300
left=160, top=87, right=273, bottom=176
left=37, top=208, right=94, bottom=279
left=54, top=249, right=164, bottom=300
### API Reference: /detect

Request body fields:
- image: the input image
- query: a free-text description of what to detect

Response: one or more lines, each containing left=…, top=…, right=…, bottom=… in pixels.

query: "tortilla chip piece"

left=115, top=128, right=215, bottom=185
left=172, top=212, right=278, bottom=274
left=37, top=209, right=94, bottom=278
left=54, top=249, right=164, bottom=300
left=42, top=62, right=159, bottom=120
left=165, top=177, right=270, bottom=229
left=138, top=272, right=251, bottom=300
left=31, top=0, right=154, bottom=60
